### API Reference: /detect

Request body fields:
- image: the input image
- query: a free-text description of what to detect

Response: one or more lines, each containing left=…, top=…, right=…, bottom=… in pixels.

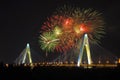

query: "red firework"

left=39, top=6, right=105, bottom=53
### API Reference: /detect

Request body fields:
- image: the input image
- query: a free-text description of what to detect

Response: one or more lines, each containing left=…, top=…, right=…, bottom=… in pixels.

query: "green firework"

left=39, top=32, right=59, bottom=52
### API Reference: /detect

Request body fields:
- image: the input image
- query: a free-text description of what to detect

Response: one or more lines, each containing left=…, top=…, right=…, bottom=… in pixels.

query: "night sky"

left=0, top=0, right=120, bottom=63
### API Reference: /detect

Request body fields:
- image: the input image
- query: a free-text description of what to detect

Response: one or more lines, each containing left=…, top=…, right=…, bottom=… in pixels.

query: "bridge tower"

left=15, top=43, right=33, bottom=65
left=77, top=34, right=92, bottom=66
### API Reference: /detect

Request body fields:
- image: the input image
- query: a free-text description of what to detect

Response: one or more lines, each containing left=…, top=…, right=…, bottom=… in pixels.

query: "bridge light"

left=27, top=43, right=30, bottom=48
left=118, top=58, right=120, bottom=63
left=115, top=61, right=118, bottom=64
left=98, top=60, right=101, bottom=64
left=106, top=60, right=109, bottom=64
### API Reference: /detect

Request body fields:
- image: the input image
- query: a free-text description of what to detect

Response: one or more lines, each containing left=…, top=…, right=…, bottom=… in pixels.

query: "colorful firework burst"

left=39, top=5, right=105, bottom=53
left=39, top=32, right=59, bottom=52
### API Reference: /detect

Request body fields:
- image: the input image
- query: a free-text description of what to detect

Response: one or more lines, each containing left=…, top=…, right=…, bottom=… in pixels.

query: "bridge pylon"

left=77, top=34, right=92, bottom=67
left=15, top=43, right=33, bottom=65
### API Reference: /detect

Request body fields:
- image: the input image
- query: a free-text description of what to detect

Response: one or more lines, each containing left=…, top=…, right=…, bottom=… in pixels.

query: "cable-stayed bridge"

left=53, top=34, right=118, bottom=65
left=14, top=34, right=119, bottom=68
left=14, top=43, right=45, bottom=65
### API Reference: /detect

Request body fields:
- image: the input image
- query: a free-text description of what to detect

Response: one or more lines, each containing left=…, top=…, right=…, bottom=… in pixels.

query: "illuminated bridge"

left=14, top=34, right=119, bottom=68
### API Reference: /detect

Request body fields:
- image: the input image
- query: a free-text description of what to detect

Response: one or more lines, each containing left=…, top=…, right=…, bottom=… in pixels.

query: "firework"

left=39, top=5, right=105, bottom=53
left=39, top=32, right=59, bottom=52
left=56, top=6, right=105, bottom=43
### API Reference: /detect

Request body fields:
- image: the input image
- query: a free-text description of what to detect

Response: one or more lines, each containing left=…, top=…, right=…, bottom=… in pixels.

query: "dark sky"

left=0, top=0, right=120, bottom=63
